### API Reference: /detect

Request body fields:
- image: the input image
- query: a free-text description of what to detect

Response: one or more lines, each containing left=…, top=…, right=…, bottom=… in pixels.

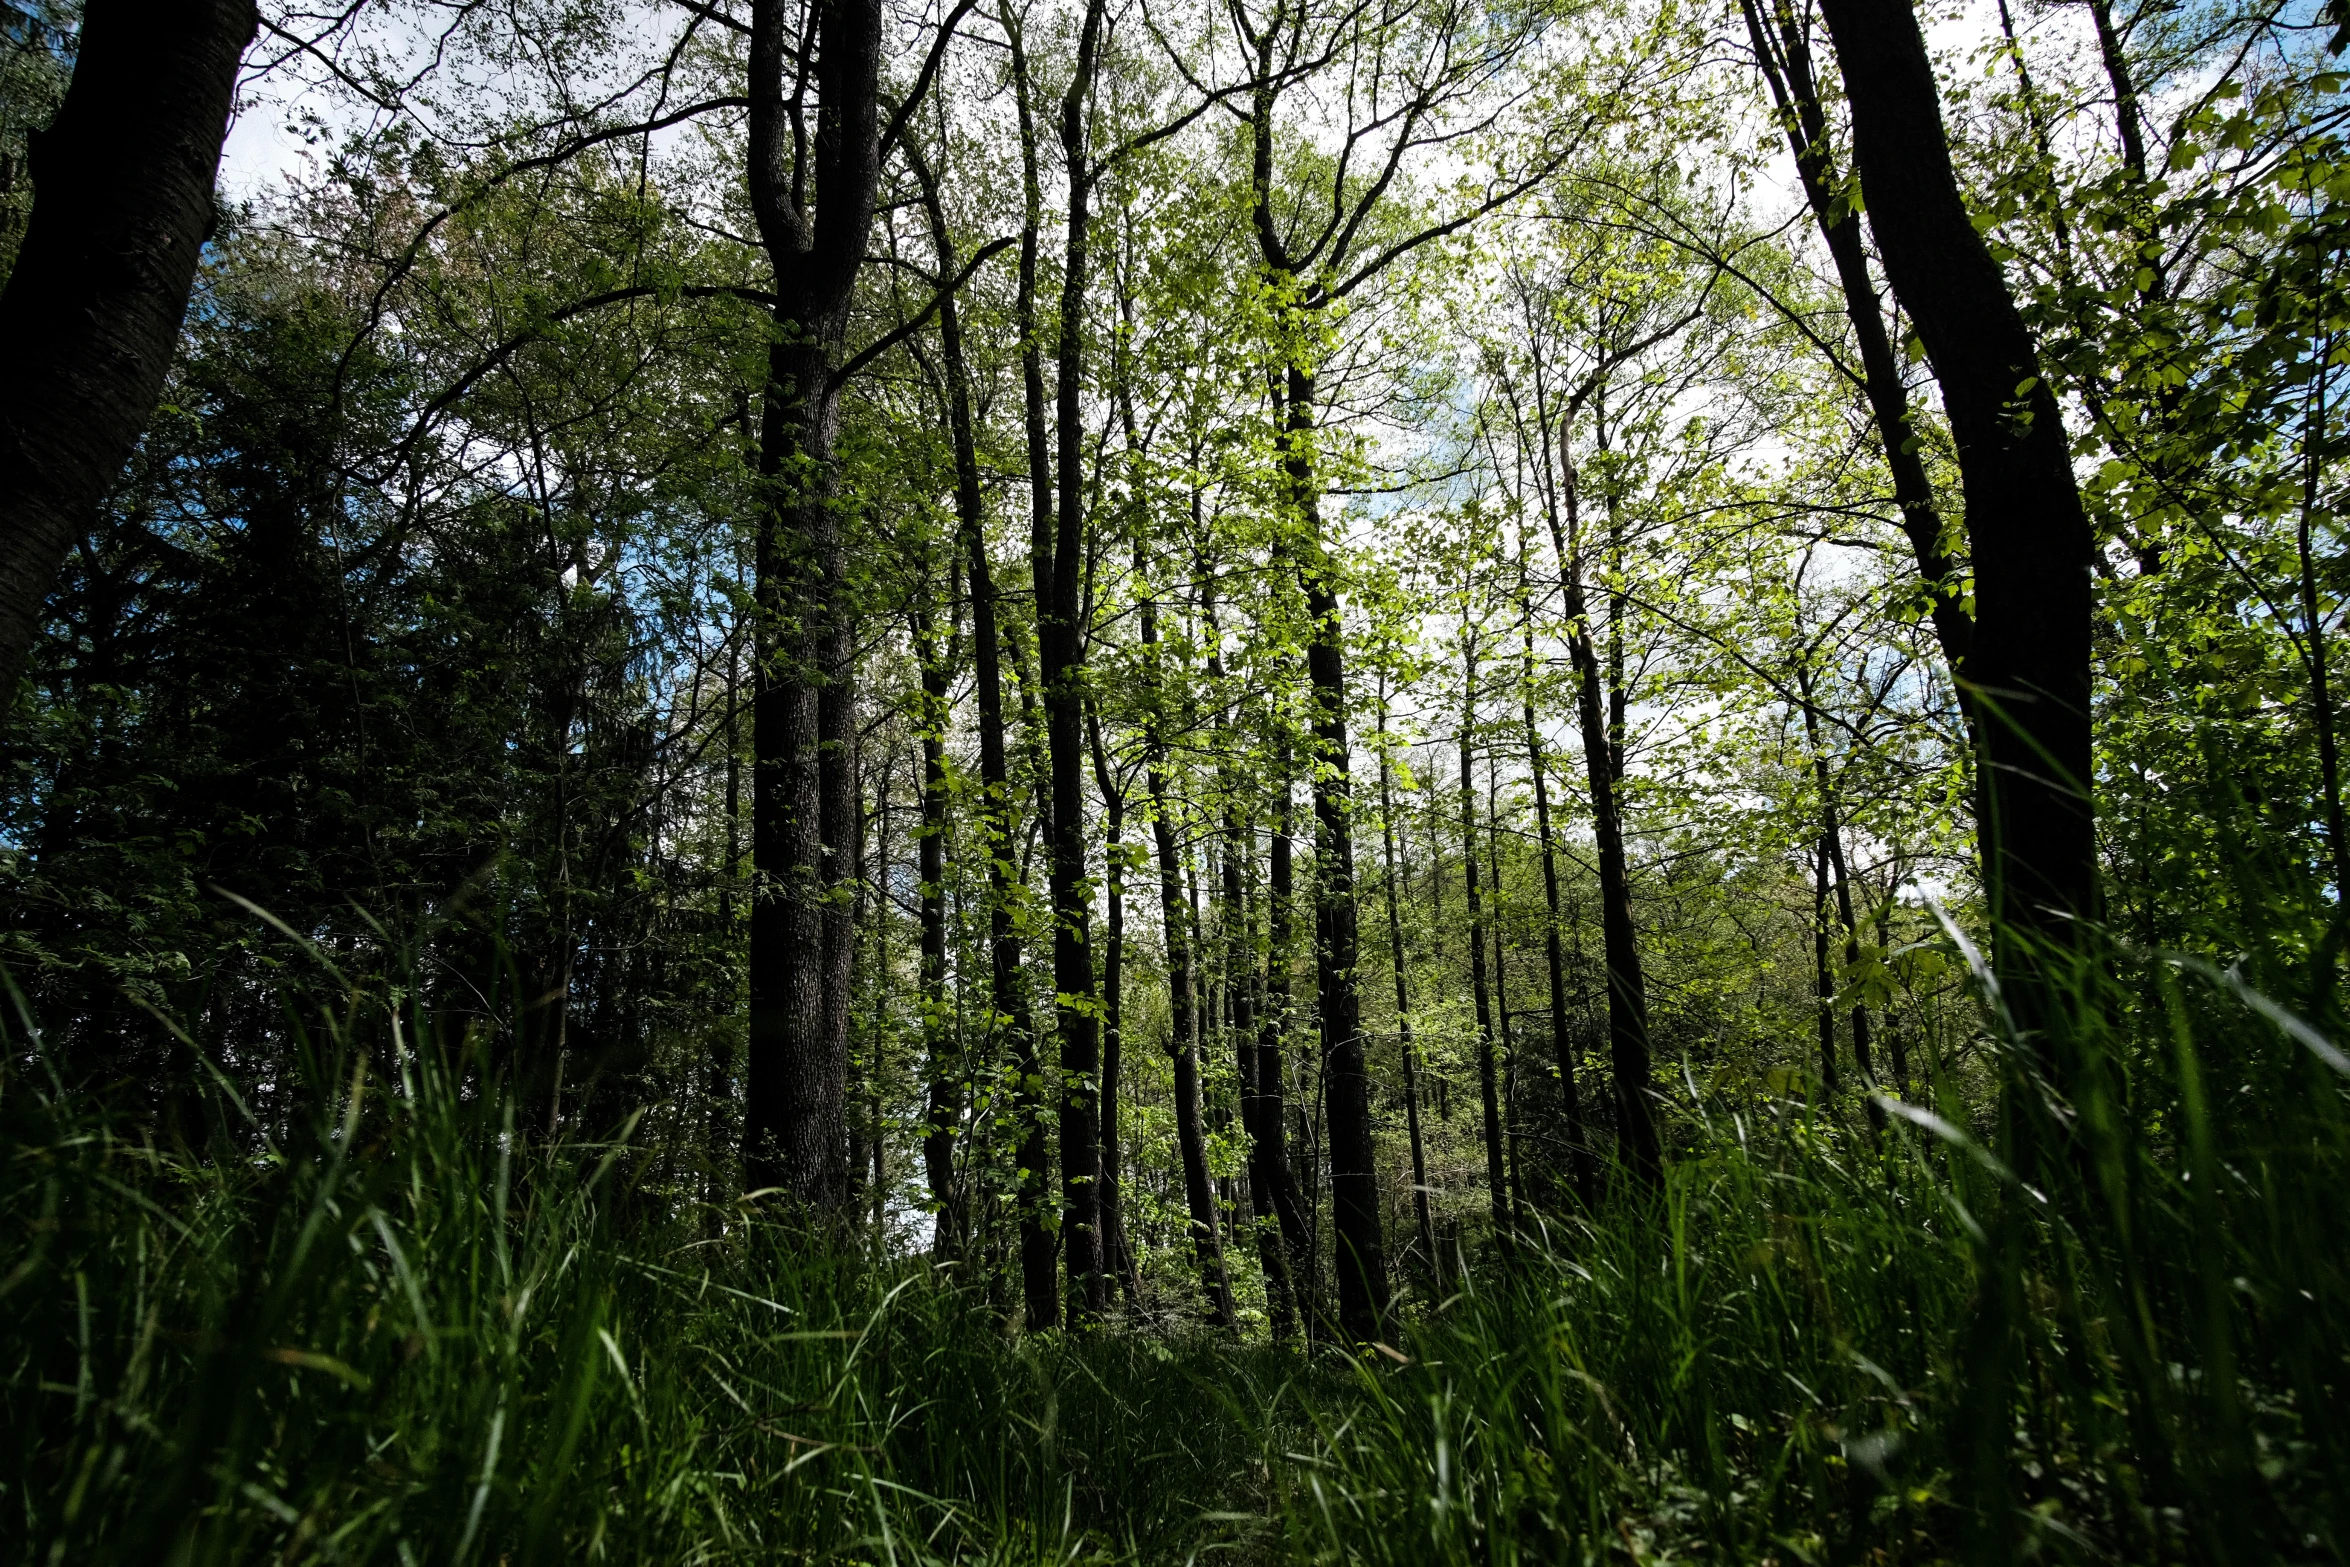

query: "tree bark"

left=1459, top=629, right=1513, bottom=1232
left=1048, top=0, right=1112, bottom=1327
left=1377, top=697, right=1440, bottom=1288
left=1816, top=0, right=2098, bottom=1043
left=1258, top=752, right=1316, bottom=1313
left=0, top=0, right=257, bottom=710
left=1519, top=569, right=1597, bottom=1206
left=909, top=130, right=1034, bottom=1281
left=1002, top=12, right=1060, bottom=1326
left=744, top=0, right=886, bottom=1212
left=1281, top=366, right=1387, bottom=1343
left=1543, top=449, right=1662, bottom=1190
left=1144, top=575, right=1235, bottom=1328
left=1086, top=708, right=1141, bottom=1306
left=913, top=574, right=962, bottom=1251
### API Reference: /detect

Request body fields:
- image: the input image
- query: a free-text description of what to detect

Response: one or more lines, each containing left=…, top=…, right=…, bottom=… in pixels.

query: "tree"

left=0, top=0, right=256, bottom=712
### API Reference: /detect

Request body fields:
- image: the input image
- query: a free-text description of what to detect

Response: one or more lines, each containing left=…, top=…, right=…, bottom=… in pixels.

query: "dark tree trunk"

left=1048, top=0, right=1111, bottom=1327
left=1205, top=578, right=1298, bottom=1334
left=1258, top=757, right=1316, bottom=1313
left=0, top=0, right=256, bottom=709
left=1798, top=667, right=1880, bottom=1116
left=744, top=0, right=886, bottom=1212
left=1282, top=366, right=1387, bottom=1344
left=913, top=579, right=961, bottom=1252
left=1742, top=0, right=1974, bottom=684
left=1144, top=576, right=1235, bottom=1328
left=1377, top=702, right=1440, bottom=1288
left=1487, top=763, right=1529, bottom=1218
left=1816, top=0, right=2098, bottom=1044
left=1814, top=833, right=1841, bottom=1092
left=1003, top=15, right=1061, bottom=1328
left=1543, top=449, right=1662, bottom=1191
left=1459, top=632, right=1512, bottom=1232
left=1519, top=573, right=1597, bottom=1206
left=910, top=133, right=1025, bottom=1276
left=1087, top=708, right=1142, bottom=1306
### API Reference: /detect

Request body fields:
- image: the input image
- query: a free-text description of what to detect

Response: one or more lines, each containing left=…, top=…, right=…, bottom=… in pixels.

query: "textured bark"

left=1282, top=366, right=1387, bottom=1344
left=1002, top=15, right=1060, bottom=1327
left=1257, top=759, right=1316, bottom=1312
left=1459, top=633, right=1513, bottom=1232
left=1048, top=0, right=1112, bottom=1327
left=1087, top=709, right=1142, bottom=1306
left=743, top=0, right=884, bottom=1209
left=913, top=586, right=961, bottom=1251
left=1377, top=711, right=1439, bottom=1287
left=911, top=135, right=1016, bottom=1269
left=0, top=0, right=256, bottom=708
left=1543, top=450, right=1661, bottom=1190
left=1817, top=0, right=2098, bottom=1036
left=1519, top=576, right=1597, bottom=1206
left=1145, top=577, right=1234, bottom=1328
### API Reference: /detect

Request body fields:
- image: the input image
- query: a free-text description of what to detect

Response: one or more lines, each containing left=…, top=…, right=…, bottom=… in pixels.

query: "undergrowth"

left=4, top=933, right=2346, bottom=1564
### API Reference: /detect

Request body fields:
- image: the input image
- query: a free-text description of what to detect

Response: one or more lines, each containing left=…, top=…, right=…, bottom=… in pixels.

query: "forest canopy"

left=2, top=0, right=2348, bottom=1560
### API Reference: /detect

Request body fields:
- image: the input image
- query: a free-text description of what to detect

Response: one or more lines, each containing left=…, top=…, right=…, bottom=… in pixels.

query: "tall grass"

left=5, top=930, right=2346, bottom=1563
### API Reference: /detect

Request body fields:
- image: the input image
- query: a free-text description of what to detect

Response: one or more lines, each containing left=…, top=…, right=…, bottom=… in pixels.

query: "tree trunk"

left=744, top=0, right=886, bottom=1212
left=1816, top=0, right=2098, bottom=1047
left=1377, top=697, right=1440, bottom=1289
left=1142, top=565, right=1234, bottom=1328
left=1259, top=754, right=1316, bottom=1314
left=0, top=0, right=257, bottom=708
left=1459, top=630, right=1512, bottom=1232
left=1205, top=578, right=1299, bottom=1335
left=1543, top=446, right=1662, bottom=1191
left=910, top=131, right=1031, bottom=1281
left=1282, top=366, right=1387, bottom=1343
left=1519, top=570, right=1597, bottom=1206
left=1798, top=665, right=1881, bottom=1116
left=1045, top=0, right=1112, bottom=1328
left=1003, top=13, right=1061, bottom=1327
left=914, top=577, right=961, bottom=1253
left=1814, top=833, right=1841, bottom=1092
left=1087, top=707, right=1142, bottom=1306
left=1487, top=762, right=1529, bottom=1217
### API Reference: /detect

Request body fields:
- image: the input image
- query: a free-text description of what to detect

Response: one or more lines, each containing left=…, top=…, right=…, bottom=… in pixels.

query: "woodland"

left=1, top=0, right=2347, bottom=1560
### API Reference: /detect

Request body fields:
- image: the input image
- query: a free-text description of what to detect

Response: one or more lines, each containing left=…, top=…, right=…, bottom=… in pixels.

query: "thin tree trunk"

left=914, top=571, right=962, bottom=1253
left=1047, top=0, right=1112, bottom=1328
left=1816, top=0, right=2099, bottom=1051
left=1542, top=442, right=1662, bottom=1190
left=1259, top=751, right=1316, bottom=1315
left=1741, top=0, right=1973, bottom=683
left=1142, top=562, right=1235, bottom=1328
left=1814, top=833, right=1841, bottom=1093
left=1376, top=689, right=1440, bottom=1290
left=1459, top=630, right=1512, bottom=1232
left=0, top=0, right=256, bottom=706
left=1002, top=13, right=1060, bottom=1327
left=1086, top=708, right=1142, bottom=1306
left=1488, top=760, right=1529, bottom=1217
left=1798, top=665, right=1882, bottom=1113
left=1519, top=565, right=1597, bottom=1205
left=909, top=130, right=1034, bottom=1286
left=1205, top=575, right=1299, bottom=1335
